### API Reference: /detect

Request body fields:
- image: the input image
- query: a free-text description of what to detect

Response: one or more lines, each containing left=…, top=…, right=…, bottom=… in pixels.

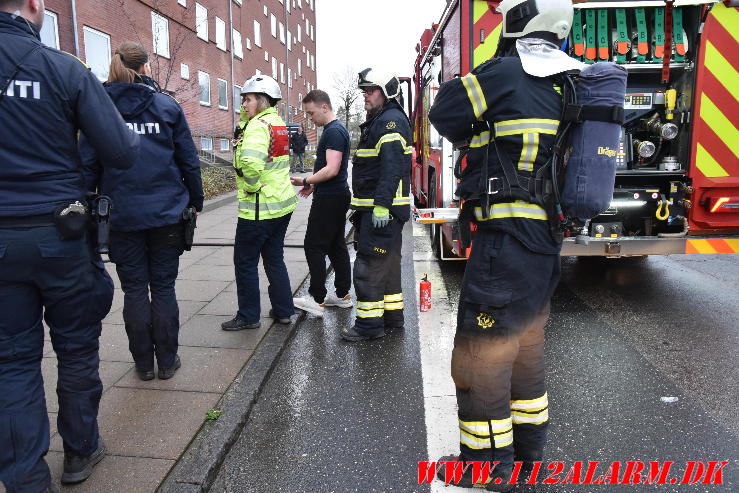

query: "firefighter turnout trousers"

left=453, top=229, right=560, bottom=468
left=352, top=212, right=404, bottom=336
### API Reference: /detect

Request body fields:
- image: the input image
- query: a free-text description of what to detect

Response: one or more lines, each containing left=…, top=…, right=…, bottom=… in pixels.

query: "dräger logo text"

left=598, top=147, right=617, bottom=158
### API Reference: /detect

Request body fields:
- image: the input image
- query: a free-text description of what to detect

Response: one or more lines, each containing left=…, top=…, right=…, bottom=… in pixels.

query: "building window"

left=40, top=10, right=59, bottom=49
left=232, top=29, right=243, bottom=59
left=200, top=137, right=213, bottom=151
left=217, top=78, right=228, bottom=110
left=279, top=62, right=285, bottom=83
left=279, top=22, right=285, bottom=44
left=215, top=17, right=226, bottom=51
left=263, top=5, right=268, bottom=16
left=233, top=0, right=241, bottom=5
left=181, top=63, right=189, bottom=80
left=195, top=3, right=208, bottom=41
left=306, top=49, right=310, bottom=69
left=234, top=85, right=241, bottom=113
left=271, top=57, right=277, bottom=79
left=288, top=68, right=292, bottom=88
left=270, top=14, right=277, bottom=38
left=298, top=58, right=301, bottom=76
left=310, top=25, right=314, bottom=41
left=178, top=0, right=186, bottom=6
left=297, top=24, right=301, bottom=43
left=245, top=38, right=252, bottom=50
left=253, top=20, right=261, bottom=47
left=287, top=31, right=292, bottom=51
left=151, top=12, right=170, bottom=58
left=220, top=139, right=230, bottom=151
left=198, top=71, right=210, bottom=106
left=311, top=54, right=315, bottom=70
left=83, top=26, right=111, bottom=81
left=264, top=51, right=269, bottom=62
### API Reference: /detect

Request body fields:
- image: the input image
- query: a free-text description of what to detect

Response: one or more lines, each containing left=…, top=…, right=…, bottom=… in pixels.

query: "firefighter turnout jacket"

left=351, top=99, right=412, bottom=222
left=429, top=56, right=563, bottom=254
left=234, top=107, right=298, bottom=221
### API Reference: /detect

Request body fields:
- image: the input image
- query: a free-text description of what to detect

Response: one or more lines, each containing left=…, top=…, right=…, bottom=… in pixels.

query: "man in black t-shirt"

left=290, top=90, right=352, bottom=317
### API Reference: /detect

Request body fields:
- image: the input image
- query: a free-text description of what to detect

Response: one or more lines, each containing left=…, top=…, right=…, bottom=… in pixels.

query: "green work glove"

left=372, top=205, right=391, bottom=228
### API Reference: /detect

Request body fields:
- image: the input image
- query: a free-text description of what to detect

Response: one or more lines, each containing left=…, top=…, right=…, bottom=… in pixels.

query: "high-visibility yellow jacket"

left=234, top=107, right=297, bottom=220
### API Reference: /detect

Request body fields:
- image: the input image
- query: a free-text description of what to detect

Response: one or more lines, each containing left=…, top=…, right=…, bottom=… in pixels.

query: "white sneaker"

left=293, top=296, right=324, bottom=317
left=321, top=292, right=353, bottom=308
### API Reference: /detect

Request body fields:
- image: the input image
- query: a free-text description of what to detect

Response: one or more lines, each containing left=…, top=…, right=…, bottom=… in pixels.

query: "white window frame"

left=200, top=137, right=213, bottom=151
left=245, top=38, right=252, bottom=50
left=297, top=24, right=301, bottom=43
left=151, top=12, right=170, bottom=58
left=215, top=17, right=226, bottom=51
left=232, top=29, right=243, bottom=59
left=288, top=68, right=292, bottom=88
left=217, top=78, right=228, bottom=110
left=234, top=84, right=242, bottom=113
left=264, top=51, right=269, bottom=62
left=310, top=24, right=314, bottom=41
left=311, top=54, right=315, bottom=70
left=279, top=62, right=285, bottom=83
left=253, top=20, right=262, bottom=47
left=198, top=71, right=211, bottom=106
left=40, top=10, right=59, bottom=49
left=270, top=14, right=277, bottom=38
left=279, top=22, right=285, bottom=44
left=271, top=57, right=278, bottom=79
left=195, top=3, right=208, bottom=42
left=287, top=31, right=292, bottom=51
left=83, top=26, right=111, bottom=81
left=297, top=58, right=302, bottom=77
left=178, top=0, right=186, bottom=6
left=220, top=138, right=230, bottom=152
left=180, top=63, right=189, bottom=80
left=263, top=5, right=268, bottom=16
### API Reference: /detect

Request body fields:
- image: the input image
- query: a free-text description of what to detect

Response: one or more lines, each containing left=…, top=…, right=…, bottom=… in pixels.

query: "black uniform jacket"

left=0, top=12, right=138, bottom=217
left=351, top=99, right=412, bottom=222
left=429, top=56, right=562, bottom=254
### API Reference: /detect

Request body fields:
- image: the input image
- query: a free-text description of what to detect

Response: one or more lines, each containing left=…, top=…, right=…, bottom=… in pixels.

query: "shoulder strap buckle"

left=487, top=177, right=503, bottom=195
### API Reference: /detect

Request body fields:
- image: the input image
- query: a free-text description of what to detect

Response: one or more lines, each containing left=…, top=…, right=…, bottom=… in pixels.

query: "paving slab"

left=174, top=279, right=230, bottom=302
left=47, top=452, right=174, bottom=493
left=115, top=346, right=252, bottom=393
left=177, top=264, right=236, bottom=282
left=50, top=387, right=220, bottom=459
left=178, top=314, right=271, bottom=349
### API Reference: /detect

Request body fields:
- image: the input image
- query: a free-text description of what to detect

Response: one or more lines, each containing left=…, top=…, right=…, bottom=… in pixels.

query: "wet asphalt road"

left=211, top=225, right=738, bottom=492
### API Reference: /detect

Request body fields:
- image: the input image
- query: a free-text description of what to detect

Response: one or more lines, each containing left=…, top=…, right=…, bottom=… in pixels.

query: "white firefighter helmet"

left=497, top=0, right=573, bottom=40
left=357, top=68, right=400, bottom=100
left=241, top=74, right=282, bottom=100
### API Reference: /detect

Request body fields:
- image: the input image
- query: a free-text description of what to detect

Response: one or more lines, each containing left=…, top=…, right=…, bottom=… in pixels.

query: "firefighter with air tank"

left=428, top=0, right=583, bottom=489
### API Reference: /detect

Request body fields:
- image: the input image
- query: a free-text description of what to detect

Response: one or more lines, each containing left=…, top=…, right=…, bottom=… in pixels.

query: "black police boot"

left=158, top=355, right=181, bottom=380
left=268, top=309, right=291, bottom=325
left=61, top=439, right=106, bottom=484
left=434, top=454, right=515, bottom=491
left=221, top=316, right=260, bottom=331
left=135, top=367, right=155, bottom=381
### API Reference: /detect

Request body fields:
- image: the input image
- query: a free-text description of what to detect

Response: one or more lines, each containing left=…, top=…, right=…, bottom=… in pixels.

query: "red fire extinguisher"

left=419, top=274, right=431, bottom=312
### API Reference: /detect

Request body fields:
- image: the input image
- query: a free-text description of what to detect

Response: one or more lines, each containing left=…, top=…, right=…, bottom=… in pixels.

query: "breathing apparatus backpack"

left=472, top=62, right=627, bottom=244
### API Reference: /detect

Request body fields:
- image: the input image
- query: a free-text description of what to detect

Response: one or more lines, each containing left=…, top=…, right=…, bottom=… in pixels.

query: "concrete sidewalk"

left=41, top=187, right=316, bottom=492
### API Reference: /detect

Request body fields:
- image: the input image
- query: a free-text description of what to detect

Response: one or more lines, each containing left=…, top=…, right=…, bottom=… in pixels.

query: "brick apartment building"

left=41, top=0, right=318, bottom=162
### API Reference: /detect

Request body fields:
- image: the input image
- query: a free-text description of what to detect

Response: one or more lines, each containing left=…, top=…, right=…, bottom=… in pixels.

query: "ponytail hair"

left=108, top=42, right=149, bottom=83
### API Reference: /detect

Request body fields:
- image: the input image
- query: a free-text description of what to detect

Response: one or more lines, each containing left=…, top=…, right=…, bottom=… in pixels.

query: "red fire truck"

left=412, top=0, right=739, bottom=259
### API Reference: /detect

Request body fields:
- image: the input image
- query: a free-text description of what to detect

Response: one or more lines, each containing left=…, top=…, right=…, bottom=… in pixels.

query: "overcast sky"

left=314, top=0, right=448, bottom=106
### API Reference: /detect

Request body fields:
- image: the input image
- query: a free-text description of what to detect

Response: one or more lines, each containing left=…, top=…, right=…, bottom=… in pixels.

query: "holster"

left=182, top=206, right=197, bottom=251
left=92, top=195, right=112, bottom=254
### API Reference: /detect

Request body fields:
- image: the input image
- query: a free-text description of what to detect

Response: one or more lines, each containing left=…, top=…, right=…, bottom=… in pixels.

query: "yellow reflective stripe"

left=384, top=293, right=403, bottom=302
left=356, top=148, right=378, bottom=157
left=493, top=431, right=514, bottom=448
left=241, top=148, right=269, bottom=160
left=356, top=309, right=384, bottom=319
left=243, top=176, right=260, bottom=185
left=461, top=74, right=487, bottom=119
left=470, top=131, right=491, bottom=148
left=695, top=143, right=730, bottom=178
left=474, top=202, right=548, bottom=221
left=700, top=94, right=739, bottom=159
left=459, top=420, right=490, bottom=436
left=351, top=197, right=411, bottom=207
left=517, top=133, right=539, bottom=172
left=712, top=2, right=739, bottom=44
left=460, top=430, right=491, bottom=449
left=357, top=301, right=384, bottom=310
left=404, top=146, right=413, bottom=155
left=704, top=42, right=738, bottom=102
left=494, top=119, right=559, bottom=137
left=377, top=132, right=407, bottom=147
left=384, top=302, right=404, bottom=310
left=511, top=409, right=549, bottom=425
left=489, top=417, right=512, bottom=433
left=510, top=393, right=548, bottom=411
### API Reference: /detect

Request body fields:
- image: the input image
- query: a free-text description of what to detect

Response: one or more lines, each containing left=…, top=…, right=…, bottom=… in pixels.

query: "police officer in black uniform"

left=0, top=1, right=139, bottom=491
left=341, top=68, right=412, bottom=342
left=428, top=0, right=580, bottom=489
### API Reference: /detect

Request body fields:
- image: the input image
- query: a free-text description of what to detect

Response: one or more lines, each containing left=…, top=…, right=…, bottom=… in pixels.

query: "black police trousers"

left=352, top=212, right=404, bottom=336
left=109, top=224, right=184, bottom=372
left=453, top=229, right=560, bottom=469
left=0, top=226, right=112, bottom=493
